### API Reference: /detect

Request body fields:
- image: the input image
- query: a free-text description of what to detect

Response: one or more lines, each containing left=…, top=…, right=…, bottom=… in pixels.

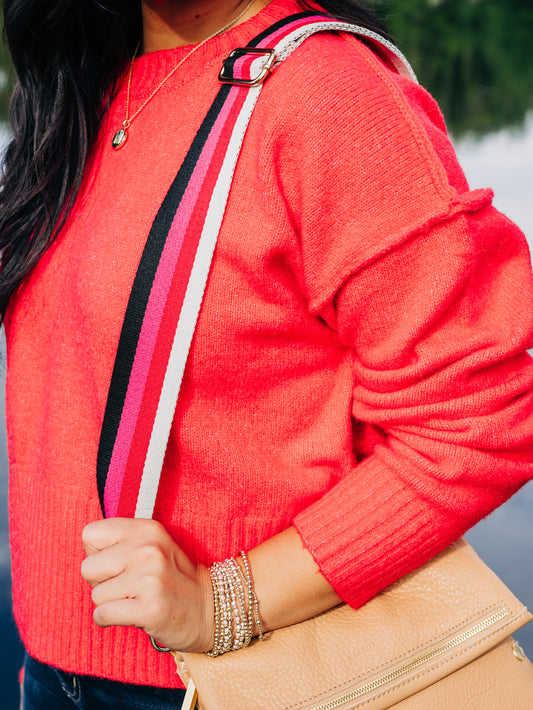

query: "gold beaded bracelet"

left=239, top=550, right=264, bottom=641
left=206, top=552, right=264, bottom=657
left=149, top=552, right=264, bottom=657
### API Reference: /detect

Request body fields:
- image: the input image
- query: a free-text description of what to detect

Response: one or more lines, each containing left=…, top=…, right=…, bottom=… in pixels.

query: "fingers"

left=81, top=544, right=128, bottom=586
left=91, top=574, right=171, bottom=633
left=93, top=598, right=143, bottom=629
left=90, top=572, right=133, bottom=606
left=81, top=531, right=170, bottom=586
left=82, top=517, right=163, bottom=555
left=90, top=564, right=168, bottom=607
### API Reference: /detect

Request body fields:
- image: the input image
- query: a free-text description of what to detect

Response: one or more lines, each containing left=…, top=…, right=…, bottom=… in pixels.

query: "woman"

left=1, top=0, right=533, bottom=707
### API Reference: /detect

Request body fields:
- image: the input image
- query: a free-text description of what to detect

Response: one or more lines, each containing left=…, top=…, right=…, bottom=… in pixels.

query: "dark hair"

left=0, top=0, right=389, bottom=322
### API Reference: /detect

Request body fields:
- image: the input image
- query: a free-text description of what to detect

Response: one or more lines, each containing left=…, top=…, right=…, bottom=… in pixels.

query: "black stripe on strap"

left=96, top=83, right=232, bottom=515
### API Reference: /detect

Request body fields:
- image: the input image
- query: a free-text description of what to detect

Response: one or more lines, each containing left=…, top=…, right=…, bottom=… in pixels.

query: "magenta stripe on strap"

left=104, top=86, right=241, bottom=517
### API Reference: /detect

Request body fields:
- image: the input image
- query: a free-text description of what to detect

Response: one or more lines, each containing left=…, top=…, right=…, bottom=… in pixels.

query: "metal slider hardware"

left=219, top=47, right=277, bottom=86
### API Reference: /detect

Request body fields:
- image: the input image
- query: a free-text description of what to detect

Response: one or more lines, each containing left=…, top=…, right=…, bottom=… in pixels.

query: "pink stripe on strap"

left=104, top=86, right=241, bottom=517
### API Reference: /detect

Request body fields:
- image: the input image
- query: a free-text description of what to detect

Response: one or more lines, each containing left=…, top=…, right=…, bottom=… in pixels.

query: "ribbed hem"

left=11, top=481, right=295, bottom=687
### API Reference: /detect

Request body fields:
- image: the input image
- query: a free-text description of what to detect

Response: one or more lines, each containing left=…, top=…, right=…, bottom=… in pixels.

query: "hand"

left=81, top=518, right=214, bottom=653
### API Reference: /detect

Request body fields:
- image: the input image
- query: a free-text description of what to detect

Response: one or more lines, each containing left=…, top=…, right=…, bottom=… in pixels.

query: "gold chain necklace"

left=112, top=0, right=258, bottom=150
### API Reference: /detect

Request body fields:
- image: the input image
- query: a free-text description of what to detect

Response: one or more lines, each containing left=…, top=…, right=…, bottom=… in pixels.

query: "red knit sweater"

left=5, top=0, right=533, bottom=688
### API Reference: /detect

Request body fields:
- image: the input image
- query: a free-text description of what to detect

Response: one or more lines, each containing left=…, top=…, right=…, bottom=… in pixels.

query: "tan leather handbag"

left=173, top=539, right=533, bottom=709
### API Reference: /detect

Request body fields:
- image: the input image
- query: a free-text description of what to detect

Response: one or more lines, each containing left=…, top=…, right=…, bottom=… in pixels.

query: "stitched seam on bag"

left=352, top=611, right=530, bottom=709
left=283, top=602, right=516, bottom=710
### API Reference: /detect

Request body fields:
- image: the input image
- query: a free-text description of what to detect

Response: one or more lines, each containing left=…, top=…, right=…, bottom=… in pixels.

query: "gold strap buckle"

left=219, top=47, right=277, bottom=86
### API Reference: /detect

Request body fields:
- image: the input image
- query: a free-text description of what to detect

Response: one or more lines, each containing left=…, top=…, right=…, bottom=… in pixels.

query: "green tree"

left=380, top=0, right=533, bottom=136
left=0, top=17, right=16, bottom=127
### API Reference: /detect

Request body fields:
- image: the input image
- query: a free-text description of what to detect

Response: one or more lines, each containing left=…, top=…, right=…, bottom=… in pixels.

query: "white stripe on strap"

left=135, top=80, right=264, bottom=518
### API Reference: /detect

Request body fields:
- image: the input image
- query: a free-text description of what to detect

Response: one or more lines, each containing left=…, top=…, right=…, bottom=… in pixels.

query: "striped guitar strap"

left=96, top=12, right=416, bottom=521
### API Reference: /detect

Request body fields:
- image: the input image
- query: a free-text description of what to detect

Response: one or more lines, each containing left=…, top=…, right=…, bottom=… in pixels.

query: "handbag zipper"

left=311, top=607, right=508, bottom=710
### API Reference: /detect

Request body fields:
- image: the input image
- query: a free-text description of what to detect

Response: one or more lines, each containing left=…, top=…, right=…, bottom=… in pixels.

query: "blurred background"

left=0, top=0, right=532, bottom=707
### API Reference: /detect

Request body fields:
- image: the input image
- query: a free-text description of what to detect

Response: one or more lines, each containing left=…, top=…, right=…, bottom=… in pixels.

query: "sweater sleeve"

left=271, top=33, right=533, bottom=608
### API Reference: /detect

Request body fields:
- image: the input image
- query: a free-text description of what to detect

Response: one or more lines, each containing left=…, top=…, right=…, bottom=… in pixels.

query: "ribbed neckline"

left=125, top=0, right=300, bottom=99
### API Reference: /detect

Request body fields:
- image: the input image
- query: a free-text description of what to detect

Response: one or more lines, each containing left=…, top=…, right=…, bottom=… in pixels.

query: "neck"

left=141, top=0, right=270, bottom=52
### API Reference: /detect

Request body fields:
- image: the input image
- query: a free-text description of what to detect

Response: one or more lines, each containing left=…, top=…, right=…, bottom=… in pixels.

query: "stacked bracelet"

left=240, top=550, right=264, bottom=643
left=207, top=550, right=264, bottom=657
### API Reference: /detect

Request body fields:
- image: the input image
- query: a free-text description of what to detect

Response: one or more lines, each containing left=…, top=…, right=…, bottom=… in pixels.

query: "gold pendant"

left=112, top=119, right=131, bottom=150
left=112, top=127, right=128, bottom=150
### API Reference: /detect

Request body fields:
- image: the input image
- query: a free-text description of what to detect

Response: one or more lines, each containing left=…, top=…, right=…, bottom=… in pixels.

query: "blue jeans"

left=21, top=653, right=192, bottom=710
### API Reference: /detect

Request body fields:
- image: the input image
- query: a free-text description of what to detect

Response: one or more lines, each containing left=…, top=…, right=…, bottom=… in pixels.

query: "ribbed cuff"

left=293, top=455, right=460, bottom=609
